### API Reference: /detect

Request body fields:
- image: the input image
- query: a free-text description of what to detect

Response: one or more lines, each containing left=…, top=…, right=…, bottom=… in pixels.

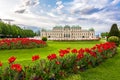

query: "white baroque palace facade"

left=41, top=26, right=96, bottom=40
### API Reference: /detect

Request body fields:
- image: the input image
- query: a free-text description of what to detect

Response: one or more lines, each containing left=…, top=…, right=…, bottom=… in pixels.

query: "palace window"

left=64, top=34, right=70, bottom=38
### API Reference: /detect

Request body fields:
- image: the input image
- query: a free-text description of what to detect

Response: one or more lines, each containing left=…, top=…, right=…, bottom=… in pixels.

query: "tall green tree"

left=108, top=23, right=120, bottom=38
left=101, top=32, right=109, bottom=38
left=0, top=25, right=2, bottom=34
left=0, top=22, right=6, bottom=35
left=0, top=22, right=36, bottom=38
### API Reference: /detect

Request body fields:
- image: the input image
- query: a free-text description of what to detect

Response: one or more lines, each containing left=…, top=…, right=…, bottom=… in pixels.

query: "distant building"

left=41, top=25, right=96, bottom=40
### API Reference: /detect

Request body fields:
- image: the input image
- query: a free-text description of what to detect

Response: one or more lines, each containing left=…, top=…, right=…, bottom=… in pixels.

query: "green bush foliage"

left=42, top=37, right=47, bottom=41
left=108, top=36, right=119, bottom=46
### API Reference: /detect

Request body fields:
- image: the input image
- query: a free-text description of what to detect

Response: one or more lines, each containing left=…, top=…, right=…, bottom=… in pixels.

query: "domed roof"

left=53, top=26, right=63, bottom=29
left=64, top=25, right=70, bottom=29
left=71, top=25, right=81, bottom=29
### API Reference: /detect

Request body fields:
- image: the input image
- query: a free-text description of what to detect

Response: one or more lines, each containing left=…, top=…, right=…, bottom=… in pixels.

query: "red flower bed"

left=0, top=42, right=117, bottom=80
left=0, top=38, right=47, bottom=50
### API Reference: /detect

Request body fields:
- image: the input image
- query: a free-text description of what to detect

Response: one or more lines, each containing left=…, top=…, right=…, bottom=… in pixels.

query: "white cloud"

left=63, top=0, right=120, bottom=31
left=0, top=0, right=21, bottom=18
left=14, top=0, right=40, bottom=13
left=56, top=1, right=62, bottom=5
left=56, top=5, right=64, bottom=10
left=111, top=0, right=120, bottom=5
left=55, top=0, right=64, bottom=14
left=67, top=0, right=109, bottom=15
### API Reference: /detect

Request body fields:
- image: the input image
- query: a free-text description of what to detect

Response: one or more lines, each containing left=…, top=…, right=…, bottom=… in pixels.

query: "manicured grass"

left=0, top=40, right=120, bottom=80
left=0, top=40, right=102, bottom=64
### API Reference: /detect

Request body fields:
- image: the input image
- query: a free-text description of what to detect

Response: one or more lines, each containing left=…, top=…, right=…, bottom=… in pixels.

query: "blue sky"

left=0, top=0, right=120, bottom=34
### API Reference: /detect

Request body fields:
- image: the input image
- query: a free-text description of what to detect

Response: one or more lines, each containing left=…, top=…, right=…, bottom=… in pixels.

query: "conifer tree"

left=108, top=23, right=120, bottom=38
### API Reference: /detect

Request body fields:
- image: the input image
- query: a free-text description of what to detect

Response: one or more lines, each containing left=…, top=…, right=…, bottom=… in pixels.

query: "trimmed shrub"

left=42, top=37, right=47, bottom=41
left=108, top=36, right=119, bottom=46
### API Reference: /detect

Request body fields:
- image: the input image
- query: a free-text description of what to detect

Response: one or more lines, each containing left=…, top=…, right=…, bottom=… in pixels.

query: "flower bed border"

left=0, top=38, right=47, bottom=50
left=0, top=42, right=117, bottom=80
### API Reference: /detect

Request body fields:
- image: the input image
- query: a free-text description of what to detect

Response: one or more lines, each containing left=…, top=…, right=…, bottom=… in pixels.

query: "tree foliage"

left=101, top=32, right=109, bottom=38
left=108, top=23, right=120, bottom=38
left=0, top=22, right=36, bottom=38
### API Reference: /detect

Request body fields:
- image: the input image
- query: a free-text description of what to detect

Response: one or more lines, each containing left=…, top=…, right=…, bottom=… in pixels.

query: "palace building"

left=41, top=25, right=96, bottom=40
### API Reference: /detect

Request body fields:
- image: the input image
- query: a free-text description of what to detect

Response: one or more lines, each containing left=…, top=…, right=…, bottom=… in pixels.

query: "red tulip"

left=11, top=64, right=22, bottom=72
left=89, top=51, right=97, bottom=58
left=59, top=52, right=64, bottom=57
left=71, top=49, right=78, bottom=53
left=59, top=49, right=70, bottom=57
left=77, top=53, right=84, bottom=60
left=8, top=56, right=16, bottom=64
left=85, top=48, right=91, bottom=53
left=47, top=54, right=57, bottom=61
left=0, top=61, right=3, bottom=67
left=59, top=49, right=69, bottom=54
left=32, top=55, right=40, bottom=61
left=78, top=48, right=84, bottom=54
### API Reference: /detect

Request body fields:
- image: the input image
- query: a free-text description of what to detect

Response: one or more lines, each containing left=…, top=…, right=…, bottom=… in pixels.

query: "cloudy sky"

left=0, top=0, right=120, bottom=34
